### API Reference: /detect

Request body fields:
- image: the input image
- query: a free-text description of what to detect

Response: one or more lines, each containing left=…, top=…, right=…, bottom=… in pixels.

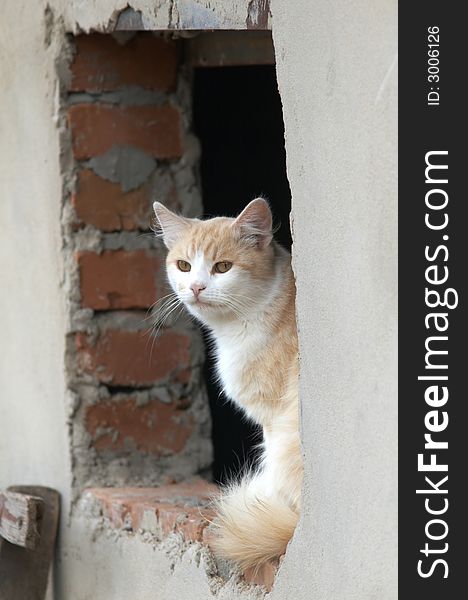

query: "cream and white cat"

left=153, top=198, right=302, bottom=569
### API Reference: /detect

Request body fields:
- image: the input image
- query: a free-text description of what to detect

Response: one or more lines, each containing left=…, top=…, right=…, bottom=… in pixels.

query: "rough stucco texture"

left=270, top=1, right=397, bottom=599
left=0, top=1, right=71, bottom=506
left=46, top=0, right=270, bottom=33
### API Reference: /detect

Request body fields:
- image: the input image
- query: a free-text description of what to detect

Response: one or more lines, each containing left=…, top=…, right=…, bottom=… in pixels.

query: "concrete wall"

left=271, top=1, right=397, bottom=598
left=0, top=2, right=71, bottom=506
left=0, top=0, right=397, bottom=598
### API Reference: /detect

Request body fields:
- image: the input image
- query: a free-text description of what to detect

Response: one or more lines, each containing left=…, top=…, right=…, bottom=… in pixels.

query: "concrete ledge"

left=83, top=478, right=217, bottom=543
left=81, top=477, right=278, bottom=592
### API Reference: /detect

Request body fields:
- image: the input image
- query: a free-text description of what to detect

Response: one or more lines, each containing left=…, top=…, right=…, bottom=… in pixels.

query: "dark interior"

left=193, top=65, right=292, bottom=484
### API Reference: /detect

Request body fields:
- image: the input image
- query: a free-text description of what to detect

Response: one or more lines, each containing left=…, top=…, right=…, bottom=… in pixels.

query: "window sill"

left=81, top=477, right=278, bottom=591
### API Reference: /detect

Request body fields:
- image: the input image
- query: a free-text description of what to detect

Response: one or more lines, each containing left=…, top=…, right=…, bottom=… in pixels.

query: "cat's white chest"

left=213, top=321, right=266, bottom=417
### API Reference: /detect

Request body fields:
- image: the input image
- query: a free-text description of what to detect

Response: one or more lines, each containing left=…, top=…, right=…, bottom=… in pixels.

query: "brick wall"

left=61, top=32, right=212, bottom=492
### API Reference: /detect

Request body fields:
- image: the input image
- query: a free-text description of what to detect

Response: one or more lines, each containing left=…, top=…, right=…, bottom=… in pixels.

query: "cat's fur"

left=153, top=198, right=302, bottom=569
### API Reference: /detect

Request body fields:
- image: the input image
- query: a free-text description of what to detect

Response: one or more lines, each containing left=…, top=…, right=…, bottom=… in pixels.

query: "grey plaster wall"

left=0, top=0, right=397, bottom=598
left=57, top=510, right=265, bottom=600
left=0, top=1, right=72, bottom=506
left=270, top=1, right=397, bottom=598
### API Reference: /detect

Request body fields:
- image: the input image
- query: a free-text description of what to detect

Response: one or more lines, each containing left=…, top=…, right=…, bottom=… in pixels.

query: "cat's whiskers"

left=140, top=292, right=179, bottom=325
left=148, top=300, right=184, bottom=361
left=142, top=296, right=180, bottom=337
left=218, top=299, right=250, bottom=321
left=151, top=298, right=181, bottom=331
left=189, top=290, right=249, bottom=319
left=216, top=292, right=257, bottom=320
left=144, top=294, right=183, bottom=361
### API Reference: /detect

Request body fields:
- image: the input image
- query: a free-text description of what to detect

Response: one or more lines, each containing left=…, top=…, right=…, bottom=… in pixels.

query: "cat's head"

left=153, top=199, right=275, bottom=323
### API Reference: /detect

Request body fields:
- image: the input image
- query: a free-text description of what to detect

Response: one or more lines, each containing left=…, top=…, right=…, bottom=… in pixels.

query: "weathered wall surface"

left=0, top=2, right=71, bottom=507
left=58, top=512, right=265, bottom=600
left=270, top=1, right=397, bottom=599
left=0, top=0, right=397, bottom=599
left=47, top=0, right=270, bottom=33
left=61, top=32, right=212, bottom=493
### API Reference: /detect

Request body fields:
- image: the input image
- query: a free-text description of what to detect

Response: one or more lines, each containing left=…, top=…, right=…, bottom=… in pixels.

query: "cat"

left=153, top=198, right=302, bottom=570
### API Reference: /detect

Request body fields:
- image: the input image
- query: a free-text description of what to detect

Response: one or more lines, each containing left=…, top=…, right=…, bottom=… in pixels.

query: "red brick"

left=68, top=104, right=182, bottom=160
left=85, top=396, right=193, bottom=455
left=70, top=33, right=179, bottom=93
left=84, top=479, right=218, bottom=542
left=78, top=250, right=161, bottom=310
left=76, top=329, right=191, bottom=386
left=72, top=170, right=152, bottom=231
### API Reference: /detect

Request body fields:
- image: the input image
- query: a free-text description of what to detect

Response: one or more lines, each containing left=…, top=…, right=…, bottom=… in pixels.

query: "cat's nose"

left=190, top=282, right=206, bottom=298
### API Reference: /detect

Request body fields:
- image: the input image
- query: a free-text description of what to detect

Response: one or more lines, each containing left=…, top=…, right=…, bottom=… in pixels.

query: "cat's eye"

left=214, top=261, right=232, bottom=274
left=177, top=260, right=191, bottom=272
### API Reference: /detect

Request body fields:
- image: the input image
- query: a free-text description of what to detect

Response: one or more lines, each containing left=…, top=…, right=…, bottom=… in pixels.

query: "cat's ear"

left=233, top=198, right=273, bottom=249
left=153, top=202, right=191, bottom=248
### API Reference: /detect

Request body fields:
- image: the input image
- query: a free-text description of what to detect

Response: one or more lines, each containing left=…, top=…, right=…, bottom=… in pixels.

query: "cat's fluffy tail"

left=211, top=476, right=299, bottom=570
